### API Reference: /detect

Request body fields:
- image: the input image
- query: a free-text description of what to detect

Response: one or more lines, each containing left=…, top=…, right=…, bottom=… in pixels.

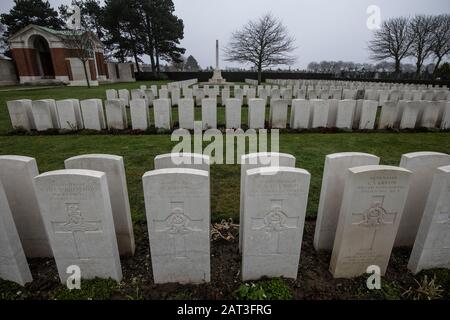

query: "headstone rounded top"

left=246, top=166, right=309, bottom=177
left=35, top=169, right=106, bottom=179
left=326, top=152, right=380, bottom=160
left=349, top=165, right=412, bottom=174
left=155, top=153, right=211, bottom=165
left=0, top=155, right=35, bottom=163
left=242, top=152, right=295, bottom=163
left=143, top=168, right=209, bottom=178
left=65, top=154, right=123, bottom=162
left=402, top=151, right=449, bottom=159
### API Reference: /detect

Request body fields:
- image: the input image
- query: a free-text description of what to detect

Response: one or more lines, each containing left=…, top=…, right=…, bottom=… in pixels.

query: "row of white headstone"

left=1, top=151, right=449, bottom=286
left=8, top=97, right=450, bottom=132
left=114, top=85, right=450, bottom=107
left=266, top=78, right=445, bottom=91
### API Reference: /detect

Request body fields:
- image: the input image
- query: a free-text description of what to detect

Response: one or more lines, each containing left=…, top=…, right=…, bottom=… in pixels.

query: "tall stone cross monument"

left=209, top=40, right=226, bottom=84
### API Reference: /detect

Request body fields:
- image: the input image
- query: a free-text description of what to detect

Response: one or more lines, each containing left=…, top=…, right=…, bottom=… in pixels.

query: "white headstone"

left=178, top=98, right=195, bottom=130
left=239, top=152, right=296, bottom=251
left=201, top=98, right=217, bottom=130
left=234, top=88, right=244, bottom=101
left=330, top=165, right=411, bottom=278
left=408, top=165, right=450, bottom=274
left=248, top=98, right=266, bottom=129
left=327, top=99, right=339, bottom=128
left=56, top=100, right=78, bottom=130
left=441, top=102, right=450, bottom=129
left=154, top=99, right=172, bottom=130
left=242, top=166, right=310, bottom=280
left=379, top=101, right=397, bottom=129
left=336, top=99, right=356, bottom=129
left=34, top=170, right=122, bottom=283
left=400, top=101, right=421, bottom=129
left=7, top=100, right=32, bottom=131
left=171, top=88, right=181, bottom=106
left=359, top=100, right=378, bottom=130
left=343, top=89, right=357, bottom=100
left=131, top=89, right=145, bottom=101
left=269, top=99, right=288, bottom=129
left=352, top=100, right=364, bottom=129
left=258, top=88, right=269, bottom=105
left=291, top=99, right=310, bottom=129
left=119, top=89, right=130, bottom=106
left=154, top=153, right=210, bottom=172
left=106, top=99, right=127, bottom=130
left=313, top=153, right=380, bottom=251
left=31, top=100, right=54, bottom=131
left=395, top=152, right=450, bottom=247
left=194, top=88, right=204, bottom=106
left=183, top=88, right=193, bottom=99
left=106, top=89, right=118, bottom=100
left=64, top=155, right=135, bottom=256
left=419, top=101, right=440, bottom=128
left=151, top=85, right=158, bottom=97
left=143, top=168, right=210, bottom=284
left=144, top=89, right=155, bottom=107
left=80, top=99, right=102, bottom=131
left=93, top=99, right=107, bottom=129
left=130, top=99, right=149, bottom=130
left=68, top=99, right=84, bottom=129
left=43, top=99, right=60, bottom=128
left=221, top=88, right=230, bottom=107
left=0, top=180, right=33, bottom=286
left=225, top=98, right=242, bottom=129
left=159, top=88, right=169, bottom=99
left=311, top=99, right=329, bottom=128
left=0, top=156, right=52, bottom=257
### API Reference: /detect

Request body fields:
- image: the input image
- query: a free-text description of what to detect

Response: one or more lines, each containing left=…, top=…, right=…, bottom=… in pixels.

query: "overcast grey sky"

left=1, top=0, right=449, bottom=68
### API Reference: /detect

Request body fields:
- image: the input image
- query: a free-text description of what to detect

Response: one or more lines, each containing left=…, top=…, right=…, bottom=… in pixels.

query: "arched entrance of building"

left=32, top=35, right=55, bottom=79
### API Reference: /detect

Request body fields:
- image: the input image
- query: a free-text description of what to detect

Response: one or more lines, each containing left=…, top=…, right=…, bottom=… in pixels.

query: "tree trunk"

left=82, top=59, right=91, bottom=88
left=144, top=14, right=157, bottom=77
left=416, top=62, right=422, bottom=79
left=394, top=59, right=401, bottom=78
left=257, top=65, right=262, bottom=85
left=433, top=56, right=443, bottom=75
left=133, top=49, right=141, bottom=74
left=155, top=49, right=160, bottom=76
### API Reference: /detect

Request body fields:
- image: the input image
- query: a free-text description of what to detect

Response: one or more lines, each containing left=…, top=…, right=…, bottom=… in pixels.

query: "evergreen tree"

left=185, top=55, right=201, bottom=71
left=0, top=0, right=64, bottom=37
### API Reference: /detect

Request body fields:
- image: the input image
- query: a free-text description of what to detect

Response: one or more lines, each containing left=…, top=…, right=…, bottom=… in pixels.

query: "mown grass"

left=0, top=132, right=448, bottom=223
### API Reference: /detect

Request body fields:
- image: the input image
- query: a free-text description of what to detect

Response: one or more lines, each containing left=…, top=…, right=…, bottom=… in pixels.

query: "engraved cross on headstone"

left=251, top=200, right=299, bottom=254
left=352, top=195, right=398, bottom=251
left=153, top=202, right=203, bottom=258
left=52, top=203, right=102, bottom=258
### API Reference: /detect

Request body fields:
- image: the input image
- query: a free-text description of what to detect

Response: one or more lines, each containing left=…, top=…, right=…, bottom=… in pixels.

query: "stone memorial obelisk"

left=209, top=40, right=226, bottom=84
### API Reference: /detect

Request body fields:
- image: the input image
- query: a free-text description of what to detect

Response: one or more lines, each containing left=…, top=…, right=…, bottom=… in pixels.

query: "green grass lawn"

left=0, top=132, right=448, bottom=223
left=1, top=82, right=449, bottom=223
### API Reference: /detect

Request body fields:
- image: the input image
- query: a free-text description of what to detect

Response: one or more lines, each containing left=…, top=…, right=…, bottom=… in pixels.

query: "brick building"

left=8, top=25, right=135, bottom=86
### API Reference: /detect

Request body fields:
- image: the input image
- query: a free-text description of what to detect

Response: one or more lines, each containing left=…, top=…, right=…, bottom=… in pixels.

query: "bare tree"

left=408, top=15, right=435, bottom=77
left=430, top=14, right=450, bottom=75
left=62, top=29, right=96, bottom=88
left=225, top=13, right=296, bottom=84
left=368, top=17, right=413, bottom=76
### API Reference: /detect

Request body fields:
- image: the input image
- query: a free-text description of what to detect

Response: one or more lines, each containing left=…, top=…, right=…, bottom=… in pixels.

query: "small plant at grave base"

left=234, top=278, right=293, bottom=300
left=402, top=274, right=444, bottom=300
left=211, top=218, right=239, bottom=242
left=52, top=278, right=118, bottom=300
left=349, top=275, right=403, bottom=300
